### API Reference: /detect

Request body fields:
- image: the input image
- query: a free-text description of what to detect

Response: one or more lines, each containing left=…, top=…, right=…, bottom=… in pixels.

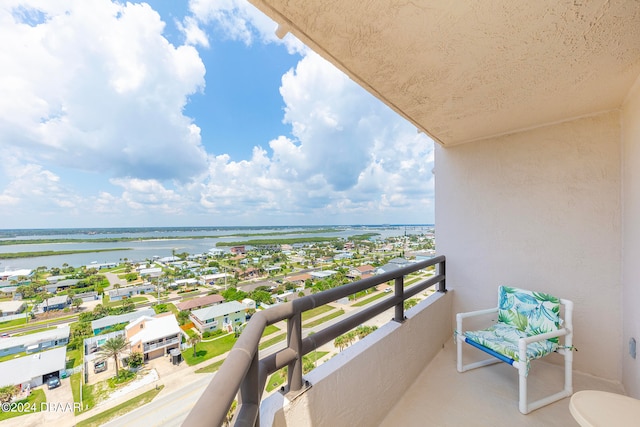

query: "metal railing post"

left=394, top=276, right=405, bottom=322
left=437, top=258, right=446, bottom=292
left=237, top=350, right=261, bottom=426
left=287, top=311, right=303, bottom=392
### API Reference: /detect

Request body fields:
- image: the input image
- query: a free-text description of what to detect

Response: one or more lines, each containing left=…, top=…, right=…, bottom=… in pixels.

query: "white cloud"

left=0, top=1, right=434, bottom=228
left=0, top=0, right=208, bottom=184
left=187, top=0, right=305, bottom=54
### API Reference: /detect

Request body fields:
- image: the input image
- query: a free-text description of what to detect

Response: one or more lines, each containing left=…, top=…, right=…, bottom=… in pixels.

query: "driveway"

left=1, top=378, right=76, bottom=427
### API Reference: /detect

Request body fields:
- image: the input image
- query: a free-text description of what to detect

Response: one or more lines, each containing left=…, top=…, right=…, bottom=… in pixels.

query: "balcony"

left=185, top=256, right=626, bottom=426
left=143, top=336, right=180, bottom=353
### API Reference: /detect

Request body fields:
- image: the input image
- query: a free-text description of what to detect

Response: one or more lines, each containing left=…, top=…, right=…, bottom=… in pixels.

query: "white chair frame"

left=456, top=298, right=574, bottom=414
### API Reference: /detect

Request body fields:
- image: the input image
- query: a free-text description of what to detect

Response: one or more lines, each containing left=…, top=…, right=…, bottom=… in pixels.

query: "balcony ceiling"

left=249, top=0, right=640, bottom=146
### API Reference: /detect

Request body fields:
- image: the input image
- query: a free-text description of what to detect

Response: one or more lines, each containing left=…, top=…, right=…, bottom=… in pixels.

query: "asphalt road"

left=102, top=373, right=215, bottom=427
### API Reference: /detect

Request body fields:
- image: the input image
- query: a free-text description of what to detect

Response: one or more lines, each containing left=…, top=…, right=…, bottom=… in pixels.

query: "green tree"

left=97, top=335, right=128, bottom=377
left=177, top=310, right=190, bottom=325
left=189, top=335, right=201, bottom=357
left=72, top=298, right=83, bottom=311
left=128, top=351, right=144, bottom=369
left=0, top=385, right=18, bottom=403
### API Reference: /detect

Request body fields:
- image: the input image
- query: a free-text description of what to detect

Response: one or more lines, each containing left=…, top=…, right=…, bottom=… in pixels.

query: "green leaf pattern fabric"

left=464, top=286, right=561, bottom=370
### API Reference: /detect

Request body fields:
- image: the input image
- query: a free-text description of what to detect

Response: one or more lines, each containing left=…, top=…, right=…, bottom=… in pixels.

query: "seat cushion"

left=498, top=286, right=561, bottom=339
left=465, top=323, right=559, bottom=362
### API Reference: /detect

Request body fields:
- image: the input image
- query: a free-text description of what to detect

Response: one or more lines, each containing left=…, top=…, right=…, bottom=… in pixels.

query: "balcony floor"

left=380, top=339, right=625, bottom=427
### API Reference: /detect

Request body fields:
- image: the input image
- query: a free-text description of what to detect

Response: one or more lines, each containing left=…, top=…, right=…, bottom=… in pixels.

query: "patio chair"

left=456, top=286, right=574, bottom=414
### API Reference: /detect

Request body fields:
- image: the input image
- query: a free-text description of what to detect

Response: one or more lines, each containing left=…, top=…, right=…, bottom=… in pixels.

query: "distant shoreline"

left=0, top=248, right=129, bottom=259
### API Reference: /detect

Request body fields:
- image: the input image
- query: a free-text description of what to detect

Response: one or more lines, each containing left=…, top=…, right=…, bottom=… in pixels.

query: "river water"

left=0, top=225, right=433, bottom=270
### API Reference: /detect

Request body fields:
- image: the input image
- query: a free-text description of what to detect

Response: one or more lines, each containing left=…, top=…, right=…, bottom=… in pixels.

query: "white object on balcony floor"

left=456, top=286, right=574, bottom=414
left=570, top=390, right=640, bottom=427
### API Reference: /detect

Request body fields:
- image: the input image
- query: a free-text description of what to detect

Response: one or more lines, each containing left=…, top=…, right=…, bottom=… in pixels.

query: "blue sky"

left=0, top=0, right=434, bottom=228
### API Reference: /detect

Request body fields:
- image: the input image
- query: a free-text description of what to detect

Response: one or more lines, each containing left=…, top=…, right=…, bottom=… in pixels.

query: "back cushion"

left=498, top=286, right=561, bottom=336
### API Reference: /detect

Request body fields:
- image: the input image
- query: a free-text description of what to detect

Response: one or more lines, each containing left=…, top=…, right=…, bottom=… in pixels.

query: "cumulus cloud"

left=0, top=0, right=208, bottom=184
left=0, top=0, right=434, bottom=228
left=187, top=0, right=306, bottom=54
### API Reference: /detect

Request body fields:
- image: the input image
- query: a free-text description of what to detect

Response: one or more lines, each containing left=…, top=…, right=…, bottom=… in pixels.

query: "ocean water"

left=0, top=225, right=433, bottom=270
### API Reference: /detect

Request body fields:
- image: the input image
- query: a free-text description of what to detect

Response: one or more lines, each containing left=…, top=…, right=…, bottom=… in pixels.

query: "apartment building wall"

left=622, top=74, right=640, bottom=398
left=435, top=111, right=622, bottom=381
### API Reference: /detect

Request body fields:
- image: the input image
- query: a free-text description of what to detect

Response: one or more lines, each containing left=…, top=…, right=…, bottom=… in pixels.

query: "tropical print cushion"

left=497, top=286, right=560, bottom=340
left=464, top=323, right=559, bottom=363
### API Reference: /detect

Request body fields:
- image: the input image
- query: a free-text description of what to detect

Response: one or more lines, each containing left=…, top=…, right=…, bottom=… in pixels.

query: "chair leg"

left=518, top=364, right=529, bottom=414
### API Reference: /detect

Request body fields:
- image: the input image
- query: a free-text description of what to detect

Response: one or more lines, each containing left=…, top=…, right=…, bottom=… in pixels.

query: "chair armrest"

left=520, top=328, right=568, bottom=345
left=456, top=307, right=498, bottom=321
left=456, top=307, right=498, bottom=338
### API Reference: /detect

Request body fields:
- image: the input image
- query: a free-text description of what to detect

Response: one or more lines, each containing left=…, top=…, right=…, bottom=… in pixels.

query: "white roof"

left=91, top=308, right=155, bottom=330
left=0, top=300, right=25, bottom=312
left=0, top=325, right=69, bottom=352
left=126, top=314, right=181, bottom=346
left=0, top=346, right=66, bottom=387
left=191, top=301, right=247, bottom=321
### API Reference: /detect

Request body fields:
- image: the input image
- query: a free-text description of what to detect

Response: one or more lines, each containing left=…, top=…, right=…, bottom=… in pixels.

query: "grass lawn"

left=66, top=346, right=83, bottom=368
left=185, top=328, right=197, bottom=338
left=182, top=333, right=237, bottom=366
left=352, top=292, right=386, bottom=307
left=263, top=324, right=279, bottom=336
left=301, top=305, right=333, bottom=321
left=166, top=303, right=179, bottom=315
left=0, top=389, right=46, bottom=421
left=303, top=309, right=345, bottom=328
left=195, top=358, right=225, bottom=374
left=0, top=317, right=27, bottom=329
left=76, top=385, right=164, bottom=427
left=104, top=296, right=148, bottom=307
left=259, top=333, right=286, bottom=350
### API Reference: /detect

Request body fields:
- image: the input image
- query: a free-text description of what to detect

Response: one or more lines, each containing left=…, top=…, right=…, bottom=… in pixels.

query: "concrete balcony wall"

left=622, top=73, right=640, bottom=398
left=435, top=111, right=622, bottom=381
left=261, top=291, right=452, bottom=427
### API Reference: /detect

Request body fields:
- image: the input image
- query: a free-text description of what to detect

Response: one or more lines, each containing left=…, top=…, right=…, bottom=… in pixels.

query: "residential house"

left=347, top=264, right=376, bottom=279
left=230, top=245, right=246, bottom=254
left=190, top=301, right=247, bottom=334
left=42, top=295, right=70, bottom=312
left=285, top=273, right=311, bottom=286
left=0, top=269, right=32, bottom=285
left=187, top=2, right=640, bottom=425
left=138, top=267, right=162, bottom=278
left=91, top=308, right=156, bottom=335
left=0, top=346, right=66, bottom=389
left=176, top=294, right=224, bottom=312
left=0, top=326, right=69, bottom=358
left=74, top=291, right=99, bottom=302
left=125, top=314, right=181, bottom=361
left=310, top=270, right=338, bottom=279
left=45, top=278, right=79, bottom=294
left=108, top=284, right=155, bottom=301
left=0, top=300, right=25, bottom=316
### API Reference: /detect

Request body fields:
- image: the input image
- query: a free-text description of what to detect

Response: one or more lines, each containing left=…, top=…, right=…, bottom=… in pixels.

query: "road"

left=102, top=374, right=215, bottom=427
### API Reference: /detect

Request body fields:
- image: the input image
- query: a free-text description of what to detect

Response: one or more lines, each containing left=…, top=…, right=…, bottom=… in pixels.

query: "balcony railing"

left=143, top=336, right=180, bottom=352
left=184, top=255, right=446, bottom=427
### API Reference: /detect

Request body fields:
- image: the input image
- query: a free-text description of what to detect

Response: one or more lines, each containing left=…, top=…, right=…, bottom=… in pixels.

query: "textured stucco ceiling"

left=249, top=0, right=640, bottom=146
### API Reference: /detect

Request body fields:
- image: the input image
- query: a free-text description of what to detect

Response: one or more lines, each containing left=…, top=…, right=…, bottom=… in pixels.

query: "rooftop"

left=0, top=325, right=69, bottom=352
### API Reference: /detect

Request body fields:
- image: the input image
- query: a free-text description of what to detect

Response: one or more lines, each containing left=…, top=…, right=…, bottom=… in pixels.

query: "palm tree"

left=189, top=335, right=201, bottom=357
left=97, top=335, right=128, bottom=377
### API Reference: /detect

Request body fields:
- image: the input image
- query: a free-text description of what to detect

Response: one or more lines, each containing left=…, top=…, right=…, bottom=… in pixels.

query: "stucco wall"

left=435, top=112, right=622, bottom=380
left=622, top=75, right=640, bottom=398
left=262, top=291, right=452, bottom=427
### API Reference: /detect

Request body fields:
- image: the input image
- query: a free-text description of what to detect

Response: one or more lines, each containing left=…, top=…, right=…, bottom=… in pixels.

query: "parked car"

left=384, top=287, right=392, bottom=293
left=47, top=377, right=61, bottom=389
left=0, top=333, right=10, bottom=338
left=94, top=360, right=107, bottom=373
